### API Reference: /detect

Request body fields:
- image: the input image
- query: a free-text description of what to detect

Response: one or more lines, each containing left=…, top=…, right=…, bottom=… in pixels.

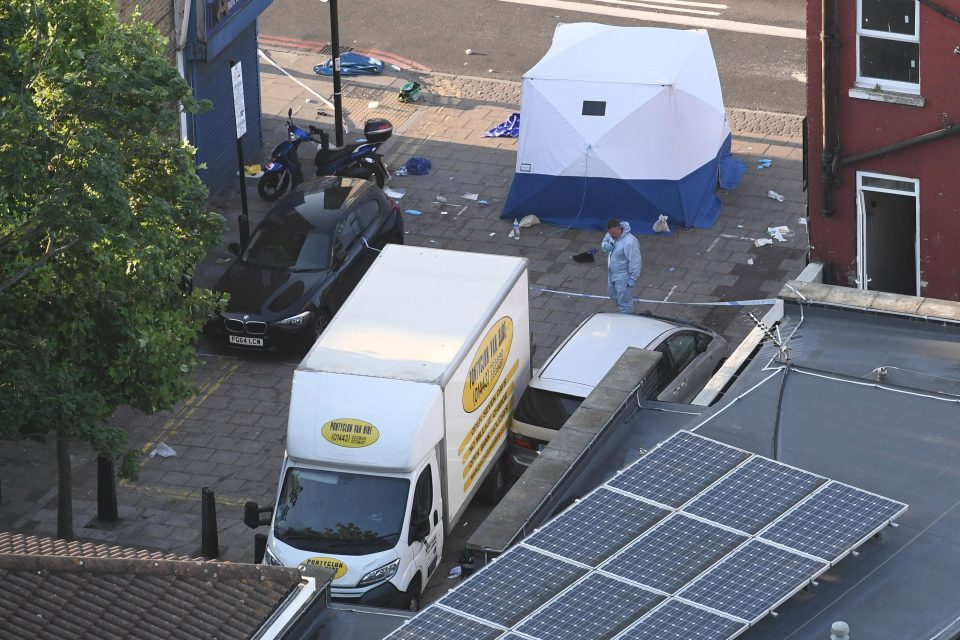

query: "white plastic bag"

left=652, top=214, right=671, bottom=233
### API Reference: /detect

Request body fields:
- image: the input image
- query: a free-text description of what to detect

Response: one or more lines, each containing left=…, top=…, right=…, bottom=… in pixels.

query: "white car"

left=510, top=312, right=730, bottom=469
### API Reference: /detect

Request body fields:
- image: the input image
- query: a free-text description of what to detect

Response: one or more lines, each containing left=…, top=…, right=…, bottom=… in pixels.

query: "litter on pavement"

left=447, top=565, right=463, bottom=579
left=478, top=200, right=489, bottom=206
left=403, top=157, right=432, bottom=175
left=404, top=209, right=423, bottom=216
left=755, top=238, right=774, bottom=247
left=383, top=187, right=406, bottom=199
left=149, top=442, right=176, bottom=458
left=572, top=248, right=598, bottom=263
left=652, top=214, right=671, bottom=233
left=398, top=81, right=423, bottom=103
left=756, top=158, right=773, bottom=170
left=314, top=51, right=384, bottom=76
left=482, top=112, right=520, bottom=138
left=767, top=190, right=786, bottom=202
left=462, top=193, right=479, bottom=201
left=519, top=214, right=540, bottom=228
left=767, top=226, right=791, bottom=242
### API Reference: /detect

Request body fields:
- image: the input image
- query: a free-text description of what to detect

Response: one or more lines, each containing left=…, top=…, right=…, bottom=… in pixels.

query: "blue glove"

left=601, top=237, right=615, bottom=253
left=628, top=280, right=636, bottom=288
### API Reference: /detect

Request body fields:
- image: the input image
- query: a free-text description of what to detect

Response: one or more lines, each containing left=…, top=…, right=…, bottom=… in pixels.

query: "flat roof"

left=617, top=302, right=960, bottom=640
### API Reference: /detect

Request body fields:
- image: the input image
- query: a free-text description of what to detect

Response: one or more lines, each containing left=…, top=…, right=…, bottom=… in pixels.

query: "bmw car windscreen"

left=242, top=222, right=332, bottom=271
left=274, top=468, right=410, bottom=554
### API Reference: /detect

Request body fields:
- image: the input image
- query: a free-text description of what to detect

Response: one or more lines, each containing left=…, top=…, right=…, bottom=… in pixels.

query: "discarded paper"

left=149, top=442, right=177, bottom=458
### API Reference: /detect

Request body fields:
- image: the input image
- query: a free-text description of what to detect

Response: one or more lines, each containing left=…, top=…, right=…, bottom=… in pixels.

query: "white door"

left=856, top=172, right=920, bottom=296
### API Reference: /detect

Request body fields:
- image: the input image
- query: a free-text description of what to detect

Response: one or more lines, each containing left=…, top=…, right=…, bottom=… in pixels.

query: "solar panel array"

left=386, top=430, right=907, bottom=640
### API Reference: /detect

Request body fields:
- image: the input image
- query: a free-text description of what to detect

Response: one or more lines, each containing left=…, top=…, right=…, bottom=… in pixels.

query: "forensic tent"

left=501, top=23, right=745, bottom=233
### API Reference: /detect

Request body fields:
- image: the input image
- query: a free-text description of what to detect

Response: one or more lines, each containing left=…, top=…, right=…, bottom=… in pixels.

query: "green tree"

left=0, top=0, right=224, bottom=539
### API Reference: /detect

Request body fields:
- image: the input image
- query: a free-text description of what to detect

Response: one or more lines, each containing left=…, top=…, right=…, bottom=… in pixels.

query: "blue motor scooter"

left=309, top=117, right=393, bottom=188
left=258, top=109, right=315, bottom=201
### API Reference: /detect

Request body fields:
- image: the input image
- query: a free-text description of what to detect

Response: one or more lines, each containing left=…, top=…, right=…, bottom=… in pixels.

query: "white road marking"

left=500, top=0, right=806, bottom=39
left=593, top=0, right=722, bottom=16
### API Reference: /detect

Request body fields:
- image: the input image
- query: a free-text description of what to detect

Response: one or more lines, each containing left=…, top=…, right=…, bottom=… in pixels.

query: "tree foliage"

left=0, top=0, right=224, bottom=506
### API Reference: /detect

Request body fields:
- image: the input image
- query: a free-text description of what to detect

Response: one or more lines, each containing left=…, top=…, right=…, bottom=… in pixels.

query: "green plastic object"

left=399, top=81, right=423, bottom=103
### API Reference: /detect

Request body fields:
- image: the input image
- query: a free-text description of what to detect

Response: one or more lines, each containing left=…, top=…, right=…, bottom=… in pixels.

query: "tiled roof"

left=0, top=533, right=304, bottom=640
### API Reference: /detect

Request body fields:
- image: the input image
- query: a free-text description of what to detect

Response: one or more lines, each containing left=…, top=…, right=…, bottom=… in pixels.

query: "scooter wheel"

left=258, top=171, right=290, bottom=201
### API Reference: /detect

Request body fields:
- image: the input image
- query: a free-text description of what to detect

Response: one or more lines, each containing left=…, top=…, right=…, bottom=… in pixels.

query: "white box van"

left=245, top=245, right=531, bottom=610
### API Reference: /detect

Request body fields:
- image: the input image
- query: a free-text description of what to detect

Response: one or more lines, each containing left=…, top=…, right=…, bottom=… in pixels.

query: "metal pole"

left=230, top=59, right=251, bottom=248
left=329, top=0, right=344, bottom=147
left=236, top=136, right=250, bottom=249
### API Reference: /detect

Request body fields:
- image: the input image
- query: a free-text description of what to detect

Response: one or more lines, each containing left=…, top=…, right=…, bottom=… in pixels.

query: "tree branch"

left=0, top=236, right=78, bottom=293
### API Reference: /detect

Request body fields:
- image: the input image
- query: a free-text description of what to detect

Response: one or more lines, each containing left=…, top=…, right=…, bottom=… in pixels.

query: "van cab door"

left=407, top=459, right=443, bottom=595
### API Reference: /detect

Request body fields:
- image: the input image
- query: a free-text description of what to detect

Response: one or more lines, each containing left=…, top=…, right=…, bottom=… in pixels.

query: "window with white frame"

left=857, top=0, right=920, bottom=93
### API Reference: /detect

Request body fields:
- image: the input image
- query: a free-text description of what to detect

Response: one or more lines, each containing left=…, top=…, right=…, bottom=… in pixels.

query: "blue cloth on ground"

left=314, top=52, right=384, bottom=76
left=483, top=112, right=520, bottom=138
left=403, top=157, right=432, bottom=175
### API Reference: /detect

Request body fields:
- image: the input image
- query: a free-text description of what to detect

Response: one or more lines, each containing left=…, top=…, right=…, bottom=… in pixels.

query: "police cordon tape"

left=530, top=286, right=778, bottom=307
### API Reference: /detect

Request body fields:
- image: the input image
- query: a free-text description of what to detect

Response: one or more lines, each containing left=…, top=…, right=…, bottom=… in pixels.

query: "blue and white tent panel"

left=502, top=23, right=743, bottom=233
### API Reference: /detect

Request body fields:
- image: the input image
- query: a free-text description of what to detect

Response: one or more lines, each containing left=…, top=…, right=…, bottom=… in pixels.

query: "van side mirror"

left=409, top=516, right=429, bottom=544
left=244, top=501, right=273, bottom=529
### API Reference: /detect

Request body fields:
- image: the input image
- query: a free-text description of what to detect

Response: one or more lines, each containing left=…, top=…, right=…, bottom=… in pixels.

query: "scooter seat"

left=314, top=147, right=355, bottom=168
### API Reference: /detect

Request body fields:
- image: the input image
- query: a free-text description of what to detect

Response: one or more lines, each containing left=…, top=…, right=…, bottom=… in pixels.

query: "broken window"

left=857, top=0, right=919, bottom=92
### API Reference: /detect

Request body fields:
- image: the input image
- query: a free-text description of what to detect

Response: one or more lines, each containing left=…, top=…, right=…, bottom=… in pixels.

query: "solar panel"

left=436, top=546, right=587, bottom=627
left=389, top=431, right=906, bottom=640
left=387, top=607, right=502, bottom=640
left=677, top=539, right=828, bottom=623
left=516, top=573, right=664, bottom=639
left=683, top=457, right=826, bottom=533
left=759, top=481, right=908, bottom=561
left=608, top=431, right=751, bottom=507
left=602, top=513, right=747, bottom=593
left=619, top=600, right=747, bottom=640
left=524, top=488, right=670, bottom=566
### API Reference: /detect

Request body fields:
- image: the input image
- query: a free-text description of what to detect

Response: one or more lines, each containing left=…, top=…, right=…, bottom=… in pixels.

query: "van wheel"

left=478, top=456, right=507, bottom=505
left=402, top=578, right=421, bottom=611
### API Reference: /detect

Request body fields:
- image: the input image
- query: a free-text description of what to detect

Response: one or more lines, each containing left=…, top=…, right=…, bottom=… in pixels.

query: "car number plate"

left=229, top=335, right=263, bottom=347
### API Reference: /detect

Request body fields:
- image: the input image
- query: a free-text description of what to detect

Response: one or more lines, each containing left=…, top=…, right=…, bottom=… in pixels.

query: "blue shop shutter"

left=192, top=22, right=263, bottom=196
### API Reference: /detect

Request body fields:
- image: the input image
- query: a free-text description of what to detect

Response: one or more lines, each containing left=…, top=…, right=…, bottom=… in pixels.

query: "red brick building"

left=806, top=0, right=960, bottom=299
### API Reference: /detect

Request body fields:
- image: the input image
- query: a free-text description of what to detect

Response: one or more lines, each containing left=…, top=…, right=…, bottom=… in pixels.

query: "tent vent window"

left=582, top=101, right=606, bottom=116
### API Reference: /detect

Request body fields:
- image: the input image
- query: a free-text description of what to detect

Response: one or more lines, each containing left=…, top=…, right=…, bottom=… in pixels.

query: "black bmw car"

left=206, top=176, right=403, bottom=350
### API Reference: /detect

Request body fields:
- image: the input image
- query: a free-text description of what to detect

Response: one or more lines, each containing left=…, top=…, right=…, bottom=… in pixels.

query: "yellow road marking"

left=140, top=360, right=243, bottom=458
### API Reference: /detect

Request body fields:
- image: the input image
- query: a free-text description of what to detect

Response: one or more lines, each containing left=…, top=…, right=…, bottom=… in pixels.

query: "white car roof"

left=534, top=313, right=677, bottom=397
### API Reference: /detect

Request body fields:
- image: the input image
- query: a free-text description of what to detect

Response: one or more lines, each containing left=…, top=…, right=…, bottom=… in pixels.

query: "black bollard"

left=201, top=487, right=220, bottom=559
left=97, top=454, right=118, bottom=523
left=254, top=533, right=267, bottom=564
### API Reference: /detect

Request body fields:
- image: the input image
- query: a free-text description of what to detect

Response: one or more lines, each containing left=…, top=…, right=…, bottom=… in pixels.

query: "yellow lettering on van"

left=462, top=317, right=514, bottom=413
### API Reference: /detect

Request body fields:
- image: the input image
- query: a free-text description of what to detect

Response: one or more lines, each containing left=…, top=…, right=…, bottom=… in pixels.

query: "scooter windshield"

left=274, top=467, right=410, bottom=555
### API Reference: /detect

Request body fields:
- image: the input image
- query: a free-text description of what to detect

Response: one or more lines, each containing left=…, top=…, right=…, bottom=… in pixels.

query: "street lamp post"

left=327, top=0, right=344, bottom=147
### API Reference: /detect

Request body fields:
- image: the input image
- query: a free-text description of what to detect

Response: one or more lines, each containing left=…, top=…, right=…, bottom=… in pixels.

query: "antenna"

left=748, top=312, right=791, bottom=363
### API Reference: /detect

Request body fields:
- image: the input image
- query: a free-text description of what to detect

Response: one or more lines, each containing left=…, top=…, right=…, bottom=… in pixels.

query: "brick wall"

left=118, top=0, right=177, bottom=63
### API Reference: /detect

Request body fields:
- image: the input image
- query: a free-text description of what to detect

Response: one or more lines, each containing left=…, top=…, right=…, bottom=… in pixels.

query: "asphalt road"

left=259, top=0, right=807, bottom=113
